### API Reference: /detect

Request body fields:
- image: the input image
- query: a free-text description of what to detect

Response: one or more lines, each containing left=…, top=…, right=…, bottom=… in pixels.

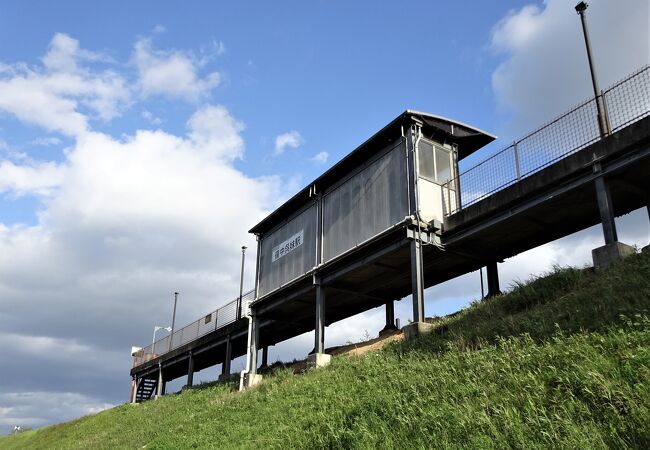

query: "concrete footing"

left=218, top=373, right=237, bottom=382
left=592, top=241, right=635, bottom=269
left=379, top=324, right=399, bottom=337
left=402, top=321, right=434, bottom=341
left=244, top=373, right=263, bottom=388
left=307, top=352, right=332, bottom=369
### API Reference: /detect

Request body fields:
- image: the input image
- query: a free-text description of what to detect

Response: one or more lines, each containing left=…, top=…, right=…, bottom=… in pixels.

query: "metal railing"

left=442, top=65, right=650, bottom=216
left=132, top=289, right=255, bottom=368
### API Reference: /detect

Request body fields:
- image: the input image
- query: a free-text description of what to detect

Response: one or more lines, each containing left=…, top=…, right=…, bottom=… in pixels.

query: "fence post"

left=600, top=89, right=612, bottom=135
left=513, top=141, right=521, bottom=181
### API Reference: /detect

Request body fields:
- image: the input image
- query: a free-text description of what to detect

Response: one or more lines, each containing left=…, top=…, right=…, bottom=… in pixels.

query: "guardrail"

left=442, top=65, right=650, bottom=216
left=132, top=289, right=255, bottom=368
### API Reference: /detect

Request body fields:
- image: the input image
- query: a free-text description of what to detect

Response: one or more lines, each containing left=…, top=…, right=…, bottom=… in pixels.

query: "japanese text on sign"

left=272, top=229, right=304, bottom=262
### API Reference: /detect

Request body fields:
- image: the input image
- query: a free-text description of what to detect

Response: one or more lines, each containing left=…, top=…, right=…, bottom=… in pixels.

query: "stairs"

left=135, top=378, right=158, bottom=402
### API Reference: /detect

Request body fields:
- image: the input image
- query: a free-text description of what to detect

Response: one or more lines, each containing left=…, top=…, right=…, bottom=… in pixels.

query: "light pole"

left=575, top=1, right=610, bottom=137
left=237, top=246, right=247, bottom=320
left=168, top=292, right=179, bottom=351
left=152, top=326, right=171, bottom=352
left=575, top=1, right=618, bottom=247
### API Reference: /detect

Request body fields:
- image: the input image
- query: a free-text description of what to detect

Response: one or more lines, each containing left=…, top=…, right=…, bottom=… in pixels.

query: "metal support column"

left=249, top=314, right=259, bottom=375
left=410, top=237, right=425, bottom=323
left=156, top=364, right=163, bottom=399
left=131, top=377, right=139, bottom=404
left=237, top=246, right=247, bottom=320
left=386, top=300, right=395, bottom=328
left=187, top=352, right=194, bottom=387
left=261, top=346, right=268, bottom=368
left=594, top=164, right=618, bottom=244
left=315, top=280, right=325, bottom=354
left=222, top=336, right=232, bottom=376
left=381, top=300, right=397, bottom=332
left=486, top=261, right=501, bottom=297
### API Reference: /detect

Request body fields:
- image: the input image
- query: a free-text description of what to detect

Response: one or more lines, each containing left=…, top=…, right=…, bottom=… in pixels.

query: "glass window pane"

left=435, top=146, right=451, bottom=182
left=418, top=140, right=434, bottom=180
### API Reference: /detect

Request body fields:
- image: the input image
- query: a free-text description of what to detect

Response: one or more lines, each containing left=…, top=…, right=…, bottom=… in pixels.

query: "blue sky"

left=0, top=0, right=648, bottom=432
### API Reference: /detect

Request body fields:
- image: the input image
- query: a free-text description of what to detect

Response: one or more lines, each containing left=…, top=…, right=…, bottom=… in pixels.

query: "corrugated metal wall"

left=322, top=141, right=408, bottom=262
left=258, top=203, right=317, bottom=296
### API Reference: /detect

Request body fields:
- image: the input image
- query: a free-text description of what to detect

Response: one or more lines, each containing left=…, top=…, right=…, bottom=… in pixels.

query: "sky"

left=0, top=0, right=648, bottom=432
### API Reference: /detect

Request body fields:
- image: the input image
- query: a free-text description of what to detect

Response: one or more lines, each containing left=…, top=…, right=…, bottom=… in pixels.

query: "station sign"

left=272, top=229, right=304, bottom=262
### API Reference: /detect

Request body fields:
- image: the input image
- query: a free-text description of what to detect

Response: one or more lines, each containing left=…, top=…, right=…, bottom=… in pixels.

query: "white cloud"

left=0, top=160, right=65, bottom=197
left=212, top=39, right=226, bottom=56
left=0, top=33, right=129, bottom=136
left=490, top=0, right=649, bottom=133
left=134, top=38, right=220, bottom=101
left=186, top=105, right=244, bottom=161
left=274, top=130, right=304, bottom=155
left=0, top=391, right=114, bottom=430
left=490, top=5, right=542, bottom=54
left=311, top=151, right=329, bottom=164
left=42, top=33, right=112, bottom=73
left=0, top=33, right=285, bottom=431
left=0, top=110, right=281, bottom=424
left=141, top=109, right=162, bottom=125
left=152, top=24, right=166, bottom=34
left=30, top=137, right=62, bottom=147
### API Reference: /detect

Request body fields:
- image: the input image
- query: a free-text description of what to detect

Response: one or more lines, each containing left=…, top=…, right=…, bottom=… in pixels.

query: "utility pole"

left=575, top=1, right=610, bottom=137
left=237, top=246, right=247, bottom=319
left=168, top=292, right=179, bottom=352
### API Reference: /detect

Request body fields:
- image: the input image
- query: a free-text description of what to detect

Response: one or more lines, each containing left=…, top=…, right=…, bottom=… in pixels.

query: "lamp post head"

left=242, top=246, right=247, bottom=251
left=575, top=1, right=588, bottom=14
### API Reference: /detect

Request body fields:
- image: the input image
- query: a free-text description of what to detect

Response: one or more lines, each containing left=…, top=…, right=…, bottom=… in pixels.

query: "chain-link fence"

left=132, top=289, right=255, bottom=368
left=442, top=65, right=650, bottom=216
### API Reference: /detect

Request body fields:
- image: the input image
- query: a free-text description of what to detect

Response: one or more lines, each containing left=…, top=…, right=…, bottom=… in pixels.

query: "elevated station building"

left=130, top=66, right=649, bottom=399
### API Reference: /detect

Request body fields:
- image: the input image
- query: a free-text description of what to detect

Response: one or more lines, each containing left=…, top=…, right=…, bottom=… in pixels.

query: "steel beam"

left=156, top=364, right=163, bottom=399
left=593, top=164, right=617, bottom=244
left=254, top=282, right=313, bottom=316
left=410, top=236, right=425, bottom=323
left=249, top=314, right=260, bottom=375
left=222, top=336, right=232, bottom=375
left=326, top=284, right=391, bottom=303
left=315, top=280, right=325, bottom=354
left=383, top=300, right=396, bottom=331
left=261, top=346, right=268, bottom=368
left=444, top=146, right=649, bottom=246
left=187, top=352, right=194, bottom=387
left=320, top=236, right=407, bottom=286
left=372, top=261, right=401, bottom=272
left=486, top=261, right=501, bottom=297
left=131, top=377, right=139, bottom=404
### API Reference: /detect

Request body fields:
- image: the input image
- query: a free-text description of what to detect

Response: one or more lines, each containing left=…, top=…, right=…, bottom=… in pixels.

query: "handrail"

left=132, top=289, right=256, bottom=368
left=442, top=65, right=650, bottom=216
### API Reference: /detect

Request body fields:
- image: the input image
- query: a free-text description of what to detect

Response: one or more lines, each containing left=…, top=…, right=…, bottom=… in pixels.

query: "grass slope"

left=4, top=252, right=650, bottom=449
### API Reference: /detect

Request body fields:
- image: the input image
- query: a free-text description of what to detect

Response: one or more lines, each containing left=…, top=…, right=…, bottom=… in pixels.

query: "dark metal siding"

left=258, top=203, right=317, bottom=297
left=322, top=141, right=408, bottom=262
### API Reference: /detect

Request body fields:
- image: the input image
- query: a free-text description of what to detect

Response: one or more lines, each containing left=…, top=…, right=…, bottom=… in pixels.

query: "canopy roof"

left=249, top=110, right=495, bottom=235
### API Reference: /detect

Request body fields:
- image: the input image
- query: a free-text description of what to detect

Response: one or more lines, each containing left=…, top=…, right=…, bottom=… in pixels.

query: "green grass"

left=3, top=252, right=650, bottom=449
